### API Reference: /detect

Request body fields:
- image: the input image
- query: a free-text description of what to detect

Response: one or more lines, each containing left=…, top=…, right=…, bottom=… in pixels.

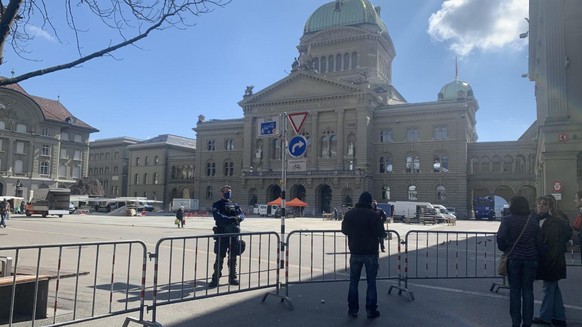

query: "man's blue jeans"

left=0, top=212, right=5, bottom=227
left=348, top=254, right=379, bottom=314
left=539, top=280, right=566, bottom=322
left=507, top=258, right=538, bottom=327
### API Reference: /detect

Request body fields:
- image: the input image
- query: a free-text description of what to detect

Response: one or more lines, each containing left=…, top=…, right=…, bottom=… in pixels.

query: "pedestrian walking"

left=0, top=199, right=7, bottom=228
left=341, top=191, right=386, bottom=319
left=496, top=195, right=540, bottom=327
left=175, top=206, right=185, bottom=228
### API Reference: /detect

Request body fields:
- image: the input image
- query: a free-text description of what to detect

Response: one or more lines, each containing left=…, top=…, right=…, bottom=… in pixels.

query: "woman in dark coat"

left=532, top=196, right=572, bottom=326
left=497, top=196, right=540, bottom=327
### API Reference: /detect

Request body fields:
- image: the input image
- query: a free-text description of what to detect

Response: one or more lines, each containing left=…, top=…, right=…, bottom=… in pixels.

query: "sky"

left=1, top=0, right=533, bottom=143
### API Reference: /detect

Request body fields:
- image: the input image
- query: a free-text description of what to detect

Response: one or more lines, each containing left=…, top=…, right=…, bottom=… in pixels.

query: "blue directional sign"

left=288, top=135, right=308, bottom=158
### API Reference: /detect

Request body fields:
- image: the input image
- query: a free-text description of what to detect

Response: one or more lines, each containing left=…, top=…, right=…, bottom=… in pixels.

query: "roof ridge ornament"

left=335, top=0, right=343, bottom=11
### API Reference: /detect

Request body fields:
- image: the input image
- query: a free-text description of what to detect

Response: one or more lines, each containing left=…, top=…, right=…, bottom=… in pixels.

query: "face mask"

left=223, top=191, right=231, bottom=200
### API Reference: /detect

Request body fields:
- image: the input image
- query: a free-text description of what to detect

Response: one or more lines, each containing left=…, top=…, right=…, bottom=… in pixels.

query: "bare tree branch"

left=0, top=0, right=231, bottom=86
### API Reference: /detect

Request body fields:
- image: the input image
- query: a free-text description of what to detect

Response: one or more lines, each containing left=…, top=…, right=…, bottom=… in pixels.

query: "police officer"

left=208, top=185, right=245, bottom=288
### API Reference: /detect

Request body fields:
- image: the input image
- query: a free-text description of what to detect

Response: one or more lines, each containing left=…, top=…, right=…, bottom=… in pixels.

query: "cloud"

left=427, top=0, right=528, bottom=56
left=26, top=25, right=56, bottom=43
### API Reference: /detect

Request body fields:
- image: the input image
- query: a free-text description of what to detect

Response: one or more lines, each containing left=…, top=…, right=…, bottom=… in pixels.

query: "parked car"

left=69, top=202, right=76, bottom=214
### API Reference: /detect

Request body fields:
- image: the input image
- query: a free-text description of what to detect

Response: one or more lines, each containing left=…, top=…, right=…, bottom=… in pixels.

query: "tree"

left=0, top=0, right=230, bottom=86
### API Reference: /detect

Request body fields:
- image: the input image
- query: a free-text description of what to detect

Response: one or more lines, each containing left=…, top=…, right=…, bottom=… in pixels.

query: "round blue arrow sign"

left=288, top=135, right=307, bottom=158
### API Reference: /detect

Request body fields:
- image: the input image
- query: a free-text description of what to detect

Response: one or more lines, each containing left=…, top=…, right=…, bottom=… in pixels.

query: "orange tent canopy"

left=267, top=197, right=282, bottom=206
left=286, top=198, right=308, bottom=207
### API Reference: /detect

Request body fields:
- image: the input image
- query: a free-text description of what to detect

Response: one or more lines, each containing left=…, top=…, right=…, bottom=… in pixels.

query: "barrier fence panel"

left=284, top=230, right=410, bottom=300
left=0, top=240, right=147, bottom=327
left=404, top=230, right=501, bottom=281
left=149, top=232, right=286, bottom=323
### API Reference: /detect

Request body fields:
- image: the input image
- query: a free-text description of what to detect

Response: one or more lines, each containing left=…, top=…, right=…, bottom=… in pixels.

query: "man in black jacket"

left=341, top=192, right=386, bottom=319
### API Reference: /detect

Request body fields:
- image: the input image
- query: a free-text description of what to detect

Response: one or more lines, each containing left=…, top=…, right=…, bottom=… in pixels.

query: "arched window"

left=224, top=160, right=234, bottom=176
left=503, top=155, right=513, bottom=174
left=207, top=139, right=216, bottom=151
left=407, top=154, right=420, bottom=173
left=135, top=174, right=140, bottom=185
left=515, top=155, right=526, bottom=173
left=433, top=154, right=449, bottom=172
left=351, top=52, right=358, bottom=69
left=329, top=134, right=337, bottom=157
left=379, top=157, right=385, bottom=173
left=492, top=156, right=502, bottom=174
left=206, top=161, right=216, bottom=176
left=343, top=53, right=350, bottom=70
left=145, top=157, right=149, bottom=165
left=135, top=157, right=140, bottom=166
left=335, top=54, right=342, bottom=71
left=154, top=173, right=159, bottom=184
left=328, top=55, right=334, bottom=72
left=408, top=185, right=417, bottom=200
left=144, top=173, right=149, bottom=184
left=321, top=56, right=327, bottom=73
left=321, top=135, right=329, bottom=158
left=436, top=185, right=446, bottom=200
left=154, top=156, right=159, bottom=164
left=481, top=157, right=491, bottom=173
left=225, top=138, right=234, bottom=150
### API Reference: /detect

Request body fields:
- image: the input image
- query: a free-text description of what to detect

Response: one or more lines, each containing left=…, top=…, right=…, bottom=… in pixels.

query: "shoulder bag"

left=498, top=216, right=530, bottom=276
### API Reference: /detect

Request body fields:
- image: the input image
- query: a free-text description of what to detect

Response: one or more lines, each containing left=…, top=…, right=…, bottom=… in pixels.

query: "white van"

left=258, top=204, right=279, bottom=217
left=432, top=204, right=456, bottom=223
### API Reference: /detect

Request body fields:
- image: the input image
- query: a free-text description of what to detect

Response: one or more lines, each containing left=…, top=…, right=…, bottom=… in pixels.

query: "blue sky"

left=1, top=0, right=533, bottom=143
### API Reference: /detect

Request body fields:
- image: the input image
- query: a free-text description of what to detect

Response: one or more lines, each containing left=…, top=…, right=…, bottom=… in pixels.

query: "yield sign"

left=288, top=112, right=308, bottom=134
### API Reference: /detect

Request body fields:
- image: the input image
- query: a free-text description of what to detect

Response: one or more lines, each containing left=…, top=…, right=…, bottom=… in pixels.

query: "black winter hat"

left=358, top=192, right=373, bottom=205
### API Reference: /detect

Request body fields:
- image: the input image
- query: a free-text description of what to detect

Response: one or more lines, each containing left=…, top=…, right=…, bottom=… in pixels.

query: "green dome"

left=438, top=80, right=474, bottom=101
left=304, top=0, right=388, bottom=34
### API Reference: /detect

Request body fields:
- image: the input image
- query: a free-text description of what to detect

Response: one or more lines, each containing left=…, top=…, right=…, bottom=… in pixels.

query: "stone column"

left=335, top=109, right=344, bottom=169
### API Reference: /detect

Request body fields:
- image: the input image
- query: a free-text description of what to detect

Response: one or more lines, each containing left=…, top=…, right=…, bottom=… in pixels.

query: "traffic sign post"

left=288, top=135, right=307, bottom=158
left=288, top=112, right=308, bottom=134
left=257, top=116, right=279, bottom=137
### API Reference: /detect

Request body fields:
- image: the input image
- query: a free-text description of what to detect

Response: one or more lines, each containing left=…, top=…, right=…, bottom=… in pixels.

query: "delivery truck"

left=25, top=188, right=71, bottom=218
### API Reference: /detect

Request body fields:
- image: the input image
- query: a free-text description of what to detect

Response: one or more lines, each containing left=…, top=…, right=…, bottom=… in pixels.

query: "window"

left=40, top=161, right=49, bottom=175
left=41, top=128, right=50, bottom=136
left=351, top=52, right=358, bottom=69
left=406, top=128, right=419, bottom=141
left=436, top=185, right=446, bottom=201
left=0, top=121, right=5, bottom=129
left=433, top=154, right=449, bottom=172
left=328, top=55, right=334, bottom=72
left=382, top=186, right=391, bottom=200
left=74, top=135, right=82, bottom=143
left=321, top=56, right=327, bottom=73
left=61, top=132, right=69, bottom=141
left=405, top=154, right=420, bottom=173
left=433, top=127, right=448, bottom=140
left=105, top=153, right=110, bottom=159
left=503, top=155, right=513, bottom=174
left=104, top=167, right=109, bottom=174
left=114, top=152, right=119, bottom=159
left=41, top=145, right=51, bottom=156
left=154, top=156, right=159, bottom=164
left=136, top=157, right=140, bottom=166
left=320, top=131, right=337, bottom=158
left=343, top=53, right=350, bottom=70
left=16, top=124, right=26, bottom=133
left=16, top=141, right=25, bottom=154
left=206, top=186, right=213, bottom=199
left=144, top=173, right=149, bottom=184
left=135, top=174, right=140, bottom=185
left=408, top=185, right=417, bottom=200
left=145, top=156, right=149, bottom=165
left=224, top=161, right=234, bottom=176
left=73, top=150, right=81, bottom=160
left=113, top=166, right=118, bottom=174
left=59, top=165, right=67, bottom=177
left=207, top=140, right=216, bottom=151
left=380, top=129, right=392, bottom=143
left=492, top=156, right=502, bottom=174
left=0, top=140, right=3, bottom=151
left=225, top=138, right=234, bottom=150
left=515, top=155, right=526, bottom=173
left=14, top=160, right=23, bottom=174
left=72, top=166, right=80, bottom=178
left=206, top=162, right=216, bottom=176
left=379, top=156, right=393, bottom=173
left=271, top=138, right=281, bottom=159
left=153, top=173, right=159, bottom=184
left=335, top=54, right=342, bottom=71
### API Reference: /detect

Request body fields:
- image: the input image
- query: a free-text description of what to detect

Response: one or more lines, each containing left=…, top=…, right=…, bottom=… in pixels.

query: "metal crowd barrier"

left=148, top=232, right=288, bottom=323
left=0, top=240, right=148, bottom=327
left=283, top=230, right=412, bottom=303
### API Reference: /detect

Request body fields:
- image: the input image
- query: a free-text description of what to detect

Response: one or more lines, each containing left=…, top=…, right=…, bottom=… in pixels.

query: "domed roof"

left=304, top=0, right=388, bottom=34
left=438, top=79, right=474, bottom=101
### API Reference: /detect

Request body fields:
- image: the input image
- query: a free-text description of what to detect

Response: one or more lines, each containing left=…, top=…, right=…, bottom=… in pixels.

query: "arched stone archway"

left=316, top=184, right=332, bottom=213
left=266, top=185, right=281, bottom=202
left=494, top=185, right=514, bottom=203
left=289, top=184, right=306, bottom=201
